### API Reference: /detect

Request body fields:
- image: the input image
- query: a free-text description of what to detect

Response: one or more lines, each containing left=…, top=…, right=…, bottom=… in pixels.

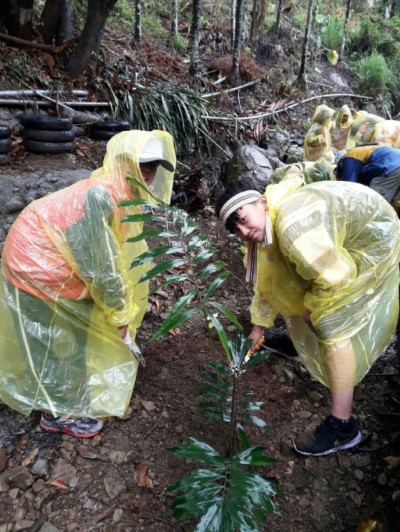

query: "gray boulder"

left=222, top=145, right=274, bottom=192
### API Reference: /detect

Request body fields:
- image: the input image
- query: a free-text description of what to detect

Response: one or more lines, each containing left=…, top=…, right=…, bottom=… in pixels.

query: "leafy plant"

left=109, top=83, right=210, bottom=155
left=172, top=33, right=189, bottom=53
left=354, top=51, right=396, bottom=98
left=121, top=184, right=279, bottom=530
left=319, top=15, right=342, bottom=51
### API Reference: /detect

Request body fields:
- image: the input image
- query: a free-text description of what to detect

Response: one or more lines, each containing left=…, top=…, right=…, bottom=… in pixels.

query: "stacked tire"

left=0, top=125, right=11, bottom=166
left=21, top=116, right=75, bottom=154
left=89, top=120, right=130, bottom=141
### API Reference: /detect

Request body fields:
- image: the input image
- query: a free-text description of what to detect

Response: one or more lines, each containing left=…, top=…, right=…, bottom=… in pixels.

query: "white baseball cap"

left=139, top=136, right=175, bottom=172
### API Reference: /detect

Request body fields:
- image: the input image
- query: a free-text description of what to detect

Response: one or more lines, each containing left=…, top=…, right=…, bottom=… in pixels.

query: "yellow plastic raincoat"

left=303, top=105, right=335, bottom=162
left=270, top=159, right=334, bottom=185
left=349, top=110, right=384, bottom=145
left=0, top=130, right=176, bottom=417
left=250, top=177, right=400, bottom=392
left=371, top=120, right=400, bottom=148
left=330, top=105, right=355, bottom=151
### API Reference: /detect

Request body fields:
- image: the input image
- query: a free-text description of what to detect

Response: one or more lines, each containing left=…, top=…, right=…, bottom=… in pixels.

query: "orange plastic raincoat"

left=0, top=130, right=176, bottom=417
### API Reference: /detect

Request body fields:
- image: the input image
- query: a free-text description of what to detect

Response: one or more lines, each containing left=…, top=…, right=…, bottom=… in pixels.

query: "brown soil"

left=0, top=151, right=400, bottom=532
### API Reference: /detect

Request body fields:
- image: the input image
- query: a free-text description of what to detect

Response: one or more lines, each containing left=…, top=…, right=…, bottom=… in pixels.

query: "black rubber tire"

left=0, top=153, right=10, bottom=166
left=90, top=120, right=130, bottom=133
left=23, top=139, right=74, bottom=154
left=20, top=115, right=73, bottom=131
left=22, top=128, right=76, bottom=142
left=89, top=129, right=118, bottom=141
left=0, top=125, right=11, bottom=139
left=0, top=138, right=11, bottom=154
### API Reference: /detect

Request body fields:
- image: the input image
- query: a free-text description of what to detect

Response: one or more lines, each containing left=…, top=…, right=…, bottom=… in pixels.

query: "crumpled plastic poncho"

left=249, top=177, right=400, bottom=392
left=349, top=110, right=384, bottom=145
left=270, top=159, right=334, bottom=185
left=303, top=105, right=335, bottom=162
left=0, top=130, right=175, bottom=417
left=371, top=119, right=400, bottom=148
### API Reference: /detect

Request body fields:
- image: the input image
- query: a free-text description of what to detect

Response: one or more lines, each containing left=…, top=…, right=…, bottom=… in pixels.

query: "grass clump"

left=354, top=51, right=396, bottom=98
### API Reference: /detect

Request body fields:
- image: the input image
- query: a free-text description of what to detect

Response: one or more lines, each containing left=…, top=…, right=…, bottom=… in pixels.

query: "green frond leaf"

left=204, top=270, right=229, bottom=299
left=208, top=301, right=243, bottom=332
left=138, top=258, right=186, bottom=283
left=168, top=438, right=225, bottom=465
left=204, top=310, right=230, bottom=360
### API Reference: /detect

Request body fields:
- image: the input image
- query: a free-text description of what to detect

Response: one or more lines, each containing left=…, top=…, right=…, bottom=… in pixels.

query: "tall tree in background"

left=297, top=0, right=315, bottom=86
left=171, top=0, right=178, bottom=36
left=2, top=0, right=34, bottom=40
left=389, top=0, right=398, bottom=17
left=39, top=0, right=72, bottom=46
left=275, top=0, right=284, bottom=36
left=232, top=0, right=247, bottom=83
left=189, top=0, right=201, bottom=76
left=231, top=0, right=237, bottom=49
left=340, top=0, right=352, bottom=61
left=66, top=0, right=118, bottom=79
left=134, top=0, right=142, bottom=47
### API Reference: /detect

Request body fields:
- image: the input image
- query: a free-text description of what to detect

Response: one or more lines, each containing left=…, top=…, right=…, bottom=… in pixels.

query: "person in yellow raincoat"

left=215, top=177, right=400, bottom=456
left=330, top=104, right=355, bottom=152
left=0, top=130, right=176, bottom=438
left=303, top=104, right=335, bottom=162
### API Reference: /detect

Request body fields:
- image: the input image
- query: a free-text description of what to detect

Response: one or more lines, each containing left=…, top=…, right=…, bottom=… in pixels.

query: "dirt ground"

left=0, top=145, right=400, bottom=532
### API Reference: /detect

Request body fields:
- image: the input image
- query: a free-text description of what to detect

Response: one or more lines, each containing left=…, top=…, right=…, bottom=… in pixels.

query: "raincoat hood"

left=92, top=129, right=176, bottom=204
left=312, top=104, right=335, bottom=125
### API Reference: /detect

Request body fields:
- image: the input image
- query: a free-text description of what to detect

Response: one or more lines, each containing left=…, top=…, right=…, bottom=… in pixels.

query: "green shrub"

left=347, top=16, right=399, bottom=59
left=355, top=51, right=396, bottom=97
left=320, top=15, right=342, bottom=51
left=173, top=33, right=188, bottom=53
left=142, top=15, right=168, bottom=37
left=108, top=0, right=135, bottom=30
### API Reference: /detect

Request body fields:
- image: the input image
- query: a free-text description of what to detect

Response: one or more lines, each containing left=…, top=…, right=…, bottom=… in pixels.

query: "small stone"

left=103, top=476, right=126, bottom=499
left=113, top=509, right=123, bottom=523
left=141, top=400, right=156, bottom=412
left=354, top=469, right=364, bottom=481
left=38, top=523, right=62, bottom=532
left=8, top=487, right=19, bottom=499
left=298, top=410, right=313, bottom=419
left=109, top=451, right=129, bottom=464
left=378, top=473, right=387, bottom=485
left=14, top=521, right=36, bottom=531
left=31, top=458, right=49, bottom=478
left=8, top=466, right=35, bottom=489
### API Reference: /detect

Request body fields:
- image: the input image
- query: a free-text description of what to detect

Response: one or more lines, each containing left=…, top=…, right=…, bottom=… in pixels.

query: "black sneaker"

left=40, top=413, right=103, bottom=438
left=293, top=415, right=362, bottom=456
left=263, top=331, right=299, bottom=360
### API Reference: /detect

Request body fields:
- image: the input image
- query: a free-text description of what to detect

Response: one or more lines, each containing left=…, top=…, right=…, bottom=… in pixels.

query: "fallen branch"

left=204, top=92, right=372, bottom=122
left=203, top=80, right=259, bottom=99
left=0, top=31, right=56, bottom=51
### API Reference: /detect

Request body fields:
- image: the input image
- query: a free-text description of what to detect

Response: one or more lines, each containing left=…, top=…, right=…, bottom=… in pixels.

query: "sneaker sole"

left=293, top=431, right=363, bottom=456
left=40, top=421, right=101, bottom=438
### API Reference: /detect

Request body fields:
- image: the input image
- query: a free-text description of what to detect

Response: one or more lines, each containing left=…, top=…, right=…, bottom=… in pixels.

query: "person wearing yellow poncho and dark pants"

left=0, top=130, right=176, bottom=438
left=215, top=176, right=400, bottom=456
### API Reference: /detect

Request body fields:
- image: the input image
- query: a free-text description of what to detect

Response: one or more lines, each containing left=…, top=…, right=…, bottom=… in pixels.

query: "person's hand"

left=248, top=324, right=265, bottom=353
left=118, top=325, right=128, bottom=339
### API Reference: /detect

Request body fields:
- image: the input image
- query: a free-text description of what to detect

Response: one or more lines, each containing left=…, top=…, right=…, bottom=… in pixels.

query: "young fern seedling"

left=121, top=183, right=279, bottom=530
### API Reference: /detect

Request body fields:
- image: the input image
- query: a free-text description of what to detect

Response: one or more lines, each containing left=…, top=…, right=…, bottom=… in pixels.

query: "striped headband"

left=219, top=190, right=262, bottom=223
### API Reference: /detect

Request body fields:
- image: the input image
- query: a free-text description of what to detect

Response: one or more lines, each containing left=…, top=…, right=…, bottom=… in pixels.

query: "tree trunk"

left=134, top=0, right=141, bottom=47
left=340, top=0, right=351, bottom=61
left=2, top=0, right=34, bottom=39
left=297, top=0, right=314, bottom=86
left=66, top=0, right=118, bottom=79
left=231, top=0, right=237, bottom=50
left=40, top=0, right=72, bottom=46
left=275, top=0, right=284, bottom=36
left=232, top=0, right=246, bottom=85
left=389, top=0, right=397, bottom=17
left=189, top=0, right=201, bottom=77
left=249, top=0, right=257, bottom=43
left=171, top=0, right=178, bottom=36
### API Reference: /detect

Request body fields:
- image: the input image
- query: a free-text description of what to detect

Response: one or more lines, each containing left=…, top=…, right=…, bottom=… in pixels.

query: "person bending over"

left=0, top=130, right=176, bottom=438
left=215, top=178, right=400, bottom=456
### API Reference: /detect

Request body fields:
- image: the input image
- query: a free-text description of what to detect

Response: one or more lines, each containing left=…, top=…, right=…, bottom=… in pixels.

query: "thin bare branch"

left=204, top=92, right=372, bottom=122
